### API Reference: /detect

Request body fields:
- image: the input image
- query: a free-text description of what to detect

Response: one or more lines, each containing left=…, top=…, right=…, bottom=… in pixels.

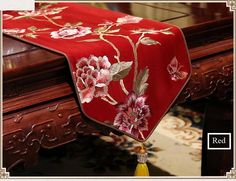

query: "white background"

left=0, top=0, right=34, bottom=10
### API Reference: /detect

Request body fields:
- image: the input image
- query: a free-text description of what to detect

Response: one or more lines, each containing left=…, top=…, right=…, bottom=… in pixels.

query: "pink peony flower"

left=113, top=92, right=150, bottom=139
left=116, top=15, right=143, bottom=25
left=75, top=55, right=112, bottom=103
left=50, top=26, right=91, bottom=39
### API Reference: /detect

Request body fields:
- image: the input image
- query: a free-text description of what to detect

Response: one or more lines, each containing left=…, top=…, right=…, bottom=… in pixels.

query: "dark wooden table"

left=3, top=3, right=233, bottom=174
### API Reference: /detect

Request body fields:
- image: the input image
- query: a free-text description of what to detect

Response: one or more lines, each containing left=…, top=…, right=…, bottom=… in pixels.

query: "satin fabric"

left=3, top=3, right=191, bottom=141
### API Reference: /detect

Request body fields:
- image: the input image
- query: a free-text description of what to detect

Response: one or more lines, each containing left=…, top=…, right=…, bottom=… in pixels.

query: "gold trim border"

left=0, top=168, right=9, bottom=179
left=0, top=1, right=235, bottom=179
left=227, top=0, right=236, bottom=11
left=226, top=0, right=235, bottom=178
left=226, top=168, right=236, bottom=178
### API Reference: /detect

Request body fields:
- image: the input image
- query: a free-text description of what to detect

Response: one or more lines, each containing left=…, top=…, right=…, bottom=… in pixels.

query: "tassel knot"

left=137, top=147, right=148, bottom=163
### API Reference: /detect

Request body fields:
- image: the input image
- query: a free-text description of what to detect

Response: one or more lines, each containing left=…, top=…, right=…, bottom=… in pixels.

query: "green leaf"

left=110, top=61, right=133, bottom=81
left=75, top=22, right=83, bottom=26
left=77, top=39, right=101, bottom=42
left=140, top=37, right=160, bottom=46
left=160, top=31, right=174, bottom=35
left=25, top=33, right=37, bottom=38
left=160, top=28, right=174, bottom=35
left=16, top=35, right=24, bottom=38
left=110, top=63, right=120, bottom=76
left=28, top=26, right=37, bottom=31
left=106, top=29, right=120, bottom=34
left=40, top=4, right=52, bottom=9
left=13, top=16, right=27, bottom=20
left=94, top=26, right=107, bottom=33
left=64, top=23, right=72, bottom=27
left=36, top=28, right=51, bottom=31
left=53, top=6, right=68, bottom=11
left=133, top=68, right=149, bottom=95
left=52, top=16, right=62, bottom=20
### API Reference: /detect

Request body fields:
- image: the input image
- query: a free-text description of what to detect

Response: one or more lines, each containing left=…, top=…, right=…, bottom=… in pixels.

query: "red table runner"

left=3, top=3, right=191, bottom=141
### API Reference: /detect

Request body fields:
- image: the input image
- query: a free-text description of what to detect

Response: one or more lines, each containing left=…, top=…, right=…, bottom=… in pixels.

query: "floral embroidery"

left=3, top=4, right=177, bottom=139
left=75, top=55, right=133, bottom=104
left=3, top=28, right=26, bottom=35
left=98, top=21, right=114, bottom=26
left=3, top=26, right=51, bottom=39
left=114, top=92, right=150, bottom=140
left=3, top=14, right=13, bottom=20
left=158, top=28, right=174, bottom=35
left=131, top=27, right=174, bottom=35
left=116, top=15, right=143, bottom=25
left=15, top=6, right=68, bottom=19
left=50, top=26, right=92, bottom=39
left=76, top=15, right=175, bottom=139
left=17, top=11, right=42, bottom=17
left=7, top=4, right=90, bottom=40
left=3, top=29, right=19, bottom=37
left=167, top=56, right=188, bottom=81
left=131, top=29, right=159, bottom=34
left=75, top=55, right=112, bottom=103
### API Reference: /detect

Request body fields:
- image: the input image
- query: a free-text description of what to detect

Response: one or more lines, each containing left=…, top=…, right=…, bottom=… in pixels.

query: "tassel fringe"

left=134, top=144, right=150, bottom=176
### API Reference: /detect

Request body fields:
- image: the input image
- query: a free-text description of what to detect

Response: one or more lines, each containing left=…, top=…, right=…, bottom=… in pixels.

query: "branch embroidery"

left=3, top=4, right=182, bottom=139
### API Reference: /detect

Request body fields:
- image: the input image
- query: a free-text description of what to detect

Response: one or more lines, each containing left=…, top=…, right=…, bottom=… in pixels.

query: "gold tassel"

left=134, top=144, right=150, bottom=176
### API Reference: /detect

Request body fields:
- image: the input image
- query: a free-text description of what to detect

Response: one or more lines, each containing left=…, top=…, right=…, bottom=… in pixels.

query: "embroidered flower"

left=3, top=28, right=26, bottom=35
left=75, top=55, right=112, bottom=103
left=114, top=92, right=150, bottom=139
left=131, top=29, right=159, bottom=34
left=50, top=26, right=91, bottom=39
left=3, top=14, right=13, bottom=20
left=17, top=7, right=68, bottom=17
left=116, top=15, right=143, bottom=25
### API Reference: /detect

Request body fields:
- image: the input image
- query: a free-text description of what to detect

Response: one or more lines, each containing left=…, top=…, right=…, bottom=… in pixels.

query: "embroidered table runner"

left=3, top=3, right=191, bottom=141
